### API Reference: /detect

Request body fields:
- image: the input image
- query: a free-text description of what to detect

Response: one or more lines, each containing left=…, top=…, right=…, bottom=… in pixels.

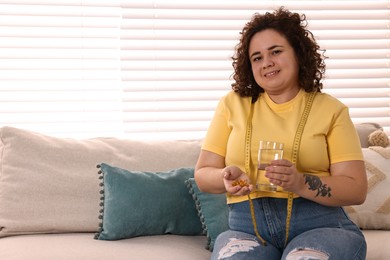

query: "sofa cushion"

left=344, top=147, right=390, bottom=230
left=95, top=164, right=202, bottom=240
left=0, top=126, right=201, bottom=238
left=355, top=123, right=383, bottom=148
left=0, top=233, right=211, bottom=260
left=185, top=178, right=229, bottom=251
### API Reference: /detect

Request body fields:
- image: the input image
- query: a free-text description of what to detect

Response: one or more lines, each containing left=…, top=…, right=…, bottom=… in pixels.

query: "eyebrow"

left=250, top=45, right=284, bottom=59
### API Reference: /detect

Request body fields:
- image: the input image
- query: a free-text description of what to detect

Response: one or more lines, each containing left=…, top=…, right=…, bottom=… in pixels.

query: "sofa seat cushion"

left=0, top=232, right=387, bottom=260
left=362, top=230, right=390, bottom=260
left=0, top=233, right=211, bottom=260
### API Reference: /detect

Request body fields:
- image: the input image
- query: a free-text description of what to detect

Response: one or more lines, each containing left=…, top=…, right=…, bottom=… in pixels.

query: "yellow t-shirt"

left=202, top=89, right=363, bottom=204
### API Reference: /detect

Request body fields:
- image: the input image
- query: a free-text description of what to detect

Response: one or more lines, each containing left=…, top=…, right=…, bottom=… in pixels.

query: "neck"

left=267, top=88, right=301, bottom=104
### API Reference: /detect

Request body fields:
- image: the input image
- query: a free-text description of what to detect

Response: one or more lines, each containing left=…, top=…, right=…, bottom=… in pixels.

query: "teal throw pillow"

left=185, top=178, right=229, bottom=251
left=95, top=163, right=203, bottom=240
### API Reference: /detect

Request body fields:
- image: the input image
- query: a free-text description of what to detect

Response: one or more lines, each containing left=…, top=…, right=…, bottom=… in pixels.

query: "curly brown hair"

left=231, top=7, right=326, bottom=101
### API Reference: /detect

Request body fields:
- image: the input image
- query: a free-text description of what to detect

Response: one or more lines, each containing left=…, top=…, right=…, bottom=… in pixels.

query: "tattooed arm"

left=310, top=160, right=367, bottom=206
left=304, top=175, right=332, bottom=197
left=265, top=159, right=367, bottom=207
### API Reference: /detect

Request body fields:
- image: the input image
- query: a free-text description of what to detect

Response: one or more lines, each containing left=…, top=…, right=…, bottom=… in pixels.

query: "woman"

left=195, top=7, right=367, bottom=260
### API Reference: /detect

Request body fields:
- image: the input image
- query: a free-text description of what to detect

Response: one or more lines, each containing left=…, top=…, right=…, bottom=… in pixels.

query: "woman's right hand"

left=222, top=166, right=253, bottom=196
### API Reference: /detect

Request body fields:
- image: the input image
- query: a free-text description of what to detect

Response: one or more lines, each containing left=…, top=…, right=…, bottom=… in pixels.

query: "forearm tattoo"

left=304, top=174, right=332, bottom=197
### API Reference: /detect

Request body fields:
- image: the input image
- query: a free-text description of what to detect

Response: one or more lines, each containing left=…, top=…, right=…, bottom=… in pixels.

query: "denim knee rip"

left=218, top=238, right=261, bottom=259
left=285, top=247, right=329, bottom=260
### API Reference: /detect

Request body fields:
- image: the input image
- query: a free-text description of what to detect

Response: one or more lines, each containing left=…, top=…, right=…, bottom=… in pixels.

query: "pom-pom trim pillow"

left=95, top=163, right=203, bottom=240
left=185, top=178, right=229, bottom=251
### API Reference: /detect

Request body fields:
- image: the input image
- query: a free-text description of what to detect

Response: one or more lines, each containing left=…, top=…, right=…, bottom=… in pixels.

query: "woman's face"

left=249, top=29, right=300, bottom=98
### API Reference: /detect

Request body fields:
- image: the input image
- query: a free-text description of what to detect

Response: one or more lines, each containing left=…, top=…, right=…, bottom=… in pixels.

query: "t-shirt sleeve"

left=201, top=96, right=231, bottom=157
left=327, top=106, right=363, bottom=163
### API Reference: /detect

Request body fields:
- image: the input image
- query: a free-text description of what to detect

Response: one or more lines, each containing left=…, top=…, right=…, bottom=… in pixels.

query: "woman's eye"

left=253, top=56, right=262, bottom=62
left=272, top=50, right=282, bottom=55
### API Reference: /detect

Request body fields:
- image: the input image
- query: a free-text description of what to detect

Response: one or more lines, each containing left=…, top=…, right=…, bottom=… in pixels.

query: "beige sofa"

left=0, top=126, right=389, bottom=259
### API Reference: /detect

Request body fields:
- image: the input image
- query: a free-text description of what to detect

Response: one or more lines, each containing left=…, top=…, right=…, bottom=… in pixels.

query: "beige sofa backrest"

left=0, top=126, right=201, bottom=238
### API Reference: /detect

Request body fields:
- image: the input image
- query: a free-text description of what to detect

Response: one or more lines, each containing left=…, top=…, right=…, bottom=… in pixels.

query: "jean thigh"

left=228, top=201, right=255, bottom=234
left=290, top=198, right=362, bottom=236
left=282, top=228, right=367, bottom=260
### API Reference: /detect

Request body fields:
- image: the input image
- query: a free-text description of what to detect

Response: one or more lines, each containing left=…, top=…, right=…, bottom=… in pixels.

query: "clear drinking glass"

left=256, top=140, right=284, bottom=192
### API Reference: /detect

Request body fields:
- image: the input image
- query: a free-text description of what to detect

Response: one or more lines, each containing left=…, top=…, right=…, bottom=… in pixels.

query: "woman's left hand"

left=264, top=159, right=304, bottom=193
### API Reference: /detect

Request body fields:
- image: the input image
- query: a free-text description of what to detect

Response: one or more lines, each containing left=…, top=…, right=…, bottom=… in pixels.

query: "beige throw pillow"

left=0, top=127, right=201, bottom=238
left=344, top=147, right=390, bottom=230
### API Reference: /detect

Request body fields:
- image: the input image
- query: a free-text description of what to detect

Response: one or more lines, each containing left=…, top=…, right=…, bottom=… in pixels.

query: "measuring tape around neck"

left=244, top=92, right=316, bottom=248
left=284, top=91, right=316, bottom=247
left=245, top=98, right=267, bottom=245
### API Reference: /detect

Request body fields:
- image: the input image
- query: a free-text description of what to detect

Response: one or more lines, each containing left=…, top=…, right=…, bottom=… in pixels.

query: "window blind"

left=121, top=0, right=390, bottom=140
left=0, top=1, right=123, bottom=138
left=1, top=0, right=389, bottom=139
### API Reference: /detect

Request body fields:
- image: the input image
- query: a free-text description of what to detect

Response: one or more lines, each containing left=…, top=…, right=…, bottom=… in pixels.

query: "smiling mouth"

left=264, top=70, right=280, bottom=78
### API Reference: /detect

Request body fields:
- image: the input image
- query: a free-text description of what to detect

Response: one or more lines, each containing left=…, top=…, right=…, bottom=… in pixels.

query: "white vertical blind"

left=1, top=0, right=389, bottom=139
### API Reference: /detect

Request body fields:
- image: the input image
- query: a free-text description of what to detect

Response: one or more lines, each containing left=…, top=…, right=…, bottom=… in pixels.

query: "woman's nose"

left=262, top=56, right=275, bottom=69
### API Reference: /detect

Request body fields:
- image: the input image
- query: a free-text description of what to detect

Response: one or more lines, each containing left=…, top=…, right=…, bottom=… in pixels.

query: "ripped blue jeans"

left=212, top=198, right=366, bottom=260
